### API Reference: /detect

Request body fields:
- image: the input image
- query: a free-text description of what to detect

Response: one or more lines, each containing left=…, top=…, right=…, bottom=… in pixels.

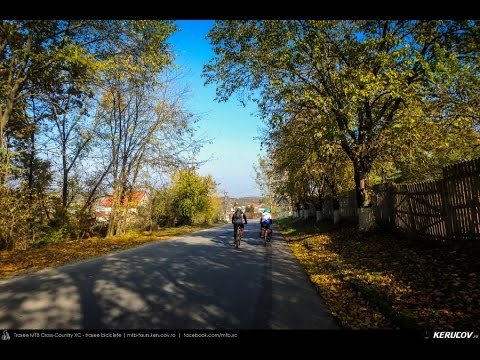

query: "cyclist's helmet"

left=264, top=208, right=270, bottom=213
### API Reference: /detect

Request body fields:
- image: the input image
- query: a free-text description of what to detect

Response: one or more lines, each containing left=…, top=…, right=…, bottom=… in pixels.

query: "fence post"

left=440, top=169, right=453, bottom=240
left=385, top=182, right=395, bottom=230
left=471, top=159, right=480, bottom=238
left=407, top=184, right=416, bottom=234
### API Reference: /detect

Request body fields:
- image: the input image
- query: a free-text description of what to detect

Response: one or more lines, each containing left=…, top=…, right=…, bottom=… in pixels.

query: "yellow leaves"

left=279, top=218, right=480, bottom=329
left=0, top=225, right=210, bottom=280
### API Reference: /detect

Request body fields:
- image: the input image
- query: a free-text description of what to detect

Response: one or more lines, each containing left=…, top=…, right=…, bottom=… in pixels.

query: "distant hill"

left=230, top=196, right=262, bottom=205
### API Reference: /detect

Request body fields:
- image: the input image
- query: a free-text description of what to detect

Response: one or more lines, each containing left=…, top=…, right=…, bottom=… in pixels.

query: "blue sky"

left=169, top=20, right=263, bottom=198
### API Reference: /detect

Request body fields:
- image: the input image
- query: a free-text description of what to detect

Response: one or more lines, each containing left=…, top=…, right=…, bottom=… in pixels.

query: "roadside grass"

left=0, top=224, right=217, bottom=280
left=278, top=217, right=480, bottom=330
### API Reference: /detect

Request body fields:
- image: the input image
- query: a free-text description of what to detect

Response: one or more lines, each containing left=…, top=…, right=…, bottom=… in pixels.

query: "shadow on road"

left=0, top=224, right=338, bottom=330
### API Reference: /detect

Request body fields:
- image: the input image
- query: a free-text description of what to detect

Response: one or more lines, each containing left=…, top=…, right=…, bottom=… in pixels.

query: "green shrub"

left=33, top=228, right=69, bottom=247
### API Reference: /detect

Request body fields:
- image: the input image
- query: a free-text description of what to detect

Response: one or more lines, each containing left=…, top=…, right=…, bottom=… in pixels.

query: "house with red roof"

left=95, top=190, right=148, bottom=222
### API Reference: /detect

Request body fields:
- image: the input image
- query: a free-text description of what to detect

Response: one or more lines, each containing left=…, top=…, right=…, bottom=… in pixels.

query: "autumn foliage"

left=279, top=218, right=480, bottom=329
left=0, top=225, right=212, bottom=280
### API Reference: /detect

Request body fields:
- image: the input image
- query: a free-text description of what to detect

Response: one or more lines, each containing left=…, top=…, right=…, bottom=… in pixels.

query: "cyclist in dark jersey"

left=232, top=207, right=247, bottom=241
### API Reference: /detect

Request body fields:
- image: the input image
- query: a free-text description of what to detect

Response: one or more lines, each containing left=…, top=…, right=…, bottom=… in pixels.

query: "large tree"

left=98, top=77, right=197, bottom=236
left=169, top=169, right=218, bottom=225
left=267, top=110, right=353, bottom=212
left=1, top=20, right=175, bottom=180
left=253, top=157, right=275, bottom=212
left=204, top=20, right=479, bottom=209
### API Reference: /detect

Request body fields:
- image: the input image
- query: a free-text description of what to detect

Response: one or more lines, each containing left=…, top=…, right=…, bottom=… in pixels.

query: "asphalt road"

left=0, top=223, right=338, bottom=329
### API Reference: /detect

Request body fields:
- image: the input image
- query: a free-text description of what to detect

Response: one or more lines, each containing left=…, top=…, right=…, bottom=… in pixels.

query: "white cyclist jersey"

left=261, top=213, right=272, bottom=222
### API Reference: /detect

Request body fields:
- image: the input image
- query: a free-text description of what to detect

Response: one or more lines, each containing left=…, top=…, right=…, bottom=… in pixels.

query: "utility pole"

left=223, top=190, right=229, bottom=221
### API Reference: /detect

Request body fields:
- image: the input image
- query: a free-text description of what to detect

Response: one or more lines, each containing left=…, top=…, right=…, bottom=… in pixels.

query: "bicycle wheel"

left=234, top=228, right=240, bottom=248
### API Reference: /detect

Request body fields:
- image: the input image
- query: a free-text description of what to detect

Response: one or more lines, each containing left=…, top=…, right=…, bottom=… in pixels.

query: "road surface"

left=0, top=223, right=338, bottom=329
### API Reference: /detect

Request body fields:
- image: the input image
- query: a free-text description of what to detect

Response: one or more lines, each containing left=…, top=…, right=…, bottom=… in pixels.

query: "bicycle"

left=234, top=225, right=244, bottom=249
left=261, top=226, right=271, bottom=247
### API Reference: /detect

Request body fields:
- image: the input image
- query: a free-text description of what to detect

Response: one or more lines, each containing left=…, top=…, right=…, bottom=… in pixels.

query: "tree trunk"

left=107, top=183, right=123, bottom=237
left=0, top=93, right=16, bottom=153
left=79, top=161, right=112, bottom=215
left=332, top=196, right=340, bottom=224
left=354, top=160, right=375, bottom=231
left=0, top=75, right=25, bottom=179
left=0, top=109, right=10, bottom=185
left=116, top=205, right=129, bottom=235
left=332, top=197, right=340, bottom=210
left=0, top=112, right=6, bottom=153
left=353, top=161, right=371, bottom=208
left=107, top=208, right=115, bottom=237
left=107, top=204, right=118, bottom=237
left=303, top=203, right=309, bottom=219
left=315, top=200, right=323, bottom=221
left=62, top=149, right=68, bottom=209
left=28, top=131, right=35, bottom=201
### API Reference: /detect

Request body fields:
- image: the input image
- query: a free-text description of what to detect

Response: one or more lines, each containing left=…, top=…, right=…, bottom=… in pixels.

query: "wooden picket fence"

left=376, top=158, right=480, bottom=242
left=314, top=157, right=480, bottom=243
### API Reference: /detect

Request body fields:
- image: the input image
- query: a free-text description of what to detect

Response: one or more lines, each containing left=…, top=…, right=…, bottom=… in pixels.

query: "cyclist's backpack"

left=233, top=210, right=243, bottom=224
